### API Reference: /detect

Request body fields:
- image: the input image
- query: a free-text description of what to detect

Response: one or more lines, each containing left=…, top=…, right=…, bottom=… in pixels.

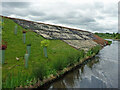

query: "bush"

left=67, top=53, right=78, bottom=66
left=79, top=50, right=85, bottom=59
left=64, top=50, right=85, bottom=66
left=52, top=56, right=67, bottom=71
left=41, top=40, right=50, bottom=47
left=87, top=45, right=101, bottom=56
left=47, top=69, right=57, bottom=76
left=86, top=50, right=93, bottom=56
left=67, top=55, right=75, bottom=66
left=107, top=40, right=112, bottom=45
left=33, top=63, right=47, bottom=80
left=115, top=34, right=120, bottom=39
left=91, top=45, right=101, bottom=54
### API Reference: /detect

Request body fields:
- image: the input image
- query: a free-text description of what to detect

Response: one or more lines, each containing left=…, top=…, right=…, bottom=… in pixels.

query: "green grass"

left=107, top=40, right=112, bottom=45
left=86, top=45, right=101, bottom=56
left=115, top=34, right=120, bottom=39
left=2, top=17, right=102, bottom=88
left=2, top=17, right=90, bottom=88
left=94, top=32, right=120, bottom=39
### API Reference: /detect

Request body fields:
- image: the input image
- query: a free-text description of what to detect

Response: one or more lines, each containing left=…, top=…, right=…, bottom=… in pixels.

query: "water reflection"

left=81, top=65, right=85, bottom=73
left=86, top=56, right=100, bottom=69
left=78, top=76, right=107, bottom=88
left=48, top=54, right=101, bottom=89
left=75, top=70, right=80, bottom=80
left=47, top=40, right=118, bottom=88
left=63, top=72, right=75, bottom=87
left=52, top=80, right=66, bottom=88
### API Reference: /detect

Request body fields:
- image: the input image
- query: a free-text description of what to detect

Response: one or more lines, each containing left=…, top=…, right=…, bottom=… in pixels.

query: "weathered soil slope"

left=2, top=16, right=107, bottom=51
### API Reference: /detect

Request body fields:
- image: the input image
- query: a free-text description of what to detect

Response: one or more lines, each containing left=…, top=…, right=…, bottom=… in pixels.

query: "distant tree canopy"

left=94, top=32, right=120, bottom=39
left=115, top=33, right=120, bottom=39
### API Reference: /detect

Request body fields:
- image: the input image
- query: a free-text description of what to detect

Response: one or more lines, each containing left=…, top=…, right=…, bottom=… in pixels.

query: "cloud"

left=1, top=0, right=119, bottom=33
left=2, top=2, right=30, bottom=8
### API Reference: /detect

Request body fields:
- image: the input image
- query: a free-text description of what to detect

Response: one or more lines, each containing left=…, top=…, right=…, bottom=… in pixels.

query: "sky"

left=1, top=0, right=119, bottom=33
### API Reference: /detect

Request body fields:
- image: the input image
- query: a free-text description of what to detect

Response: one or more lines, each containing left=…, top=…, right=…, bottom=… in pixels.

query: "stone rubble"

left=12, top=18, right=99, bottom=51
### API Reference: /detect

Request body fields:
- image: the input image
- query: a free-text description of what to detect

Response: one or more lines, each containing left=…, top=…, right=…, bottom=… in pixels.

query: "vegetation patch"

left=86, top=45, right=101, bottom=56
left=115, top=34, right=120, bottom=39
left=33, top=62, right=48, bottom=80
left=95, top=32, right=120, bottom=39
left=107, top=40, right=112, bottom=45
left=2, top=17, right=102, bottom=88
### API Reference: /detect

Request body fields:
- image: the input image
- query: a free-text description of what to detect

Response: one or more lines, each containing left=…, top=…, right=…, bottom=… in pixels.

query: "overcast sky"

left=1, top=0, right=119, bottom=33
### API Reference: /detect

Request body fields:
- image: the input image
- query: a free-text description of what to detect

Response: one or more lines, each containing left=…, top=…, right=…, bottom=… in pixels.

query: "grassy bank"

left=107, top=40, right=112, bottom=45
left=2, top=17, right=101, bottom=88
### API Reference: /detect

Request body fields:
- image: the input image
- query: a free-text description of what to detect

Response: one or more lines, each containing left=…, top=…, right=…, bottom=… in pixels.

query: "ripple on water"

left=47, top=40, right=118, bottom=88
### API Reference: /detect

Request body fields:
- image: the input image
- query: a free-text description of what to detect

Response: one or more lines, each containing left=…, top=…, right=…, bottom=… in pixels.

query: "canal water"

left=47, top=40, right=119, bottom=88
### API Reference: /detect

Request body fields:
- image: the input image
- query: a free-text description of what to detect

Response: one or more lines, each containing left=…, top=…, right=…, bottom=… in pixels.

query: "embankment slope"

left=1, top=16, right=108, bottom=51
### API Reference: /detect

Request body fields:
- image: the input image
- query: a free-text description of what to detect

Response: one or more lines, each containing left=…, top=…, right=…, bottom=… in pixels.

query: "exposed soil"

left=93, top=35, right=108, bottom=46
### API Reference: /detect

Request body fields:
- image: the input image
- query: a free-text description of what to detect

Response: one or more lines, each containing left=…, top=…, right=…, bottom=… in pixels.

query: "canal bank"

left=1, top=16, right=110, bottom=89
left=16, top=53, right=100, bottom=89
left=42, top=39, right=118, bottom=89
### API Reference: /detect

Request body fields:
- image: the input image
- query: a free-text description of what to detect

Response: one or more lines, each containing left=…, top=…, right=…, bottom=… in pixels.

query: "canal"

left=46, top=40, right=119, bottom=88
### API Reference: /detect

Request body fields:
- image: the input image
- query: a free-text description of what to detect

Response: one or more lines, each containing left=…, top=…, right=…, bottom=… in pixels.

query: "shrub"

left=79, top=50, right=85, bottom=59
left=91, top=45, right=101, bottom=54
left=76, top=50, right=85, bottom=62
left=0, top=45, right=7, bottom=50
left=41, top=40, right=50, bottom=47
left=33, top=63, right=47, bottom=80
left=86, top=45, right=101, bottom=56
left=22, top=30, right=27, bottom=33
left=86, top=50, right=93, bottom=56
left=107, top=40, right=112, bottom=45
left=52, top=56, right=67, bottom=71
left=67, top=54, right=77, bottom=66
left=47, top=69, right=57, bottom=76
left=115, top=34, right=120, bottom=39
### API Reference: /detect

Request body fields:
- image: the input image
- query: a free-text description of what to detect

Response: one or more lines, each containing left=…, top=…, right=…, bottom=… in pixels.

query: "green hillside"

left=1, top=17, right=101, bottom=88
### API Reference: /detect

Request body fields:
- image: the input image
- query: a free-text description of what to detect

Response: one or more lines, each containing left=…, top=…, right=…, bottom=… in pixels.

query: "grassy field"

left=2, top=17, right=101, bottom=88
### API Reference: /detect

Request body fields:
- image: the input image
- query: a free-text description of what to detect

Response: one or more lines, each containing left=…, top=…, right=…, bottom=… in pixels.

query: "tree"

left=41, top=40, right=50, bottom=58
